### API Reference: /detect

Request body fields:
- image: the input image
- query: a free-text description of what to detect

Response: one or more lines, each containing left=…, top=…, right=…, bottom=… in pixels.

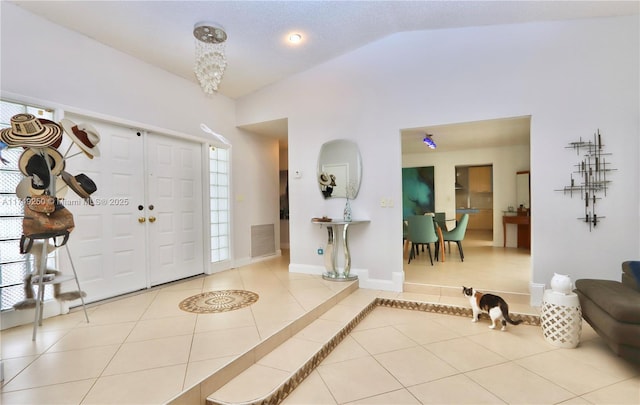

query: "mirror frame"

left=317, top=139, right=362, bottom=199
left=516, top=170, right=530, bottom=209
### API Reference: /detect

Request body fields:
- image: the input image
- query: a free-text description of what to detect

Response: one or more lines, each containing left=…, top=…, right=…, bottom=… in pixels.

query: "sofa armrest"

left=622, top=261, right=640, bottom=292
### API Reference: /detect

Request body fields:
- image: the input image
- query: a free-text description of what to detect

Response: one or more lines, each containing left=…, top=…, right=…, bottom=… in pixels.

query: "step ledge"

left=206, top=297, right=541, bottom=405
left=403, top=282, right=532, bottom=304
left=166, top=280, right=358, bottom=405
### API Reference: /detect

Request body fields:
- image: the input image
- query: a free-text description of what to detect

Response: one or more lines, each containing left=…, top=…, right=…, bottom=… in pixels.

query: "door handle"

left=138, top=217, right=146, bottom=223
left=149, top=216, right=156, bottom=223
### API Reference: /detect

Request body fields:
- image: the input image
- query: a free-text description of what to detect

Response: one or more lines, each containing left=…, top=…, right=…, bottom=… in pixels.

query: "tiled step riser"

left=403, top=282, right=531, bottom=305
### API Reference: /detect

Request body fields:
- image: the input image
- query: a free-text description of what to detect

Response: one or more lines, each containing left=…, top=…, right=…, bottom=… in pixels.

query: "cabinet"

left=469, top=166, right=492, bottom=193
left=472, top=209, right=493, bottom=230
left=458, top=209, right=493, bottom=231
left=502, top=213, right=530, bottom=249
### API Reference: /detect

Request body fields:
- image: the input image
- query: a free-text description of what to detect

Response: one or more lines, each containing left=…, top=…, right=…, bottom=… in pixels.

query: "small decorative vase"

left=550, top=273, right=572, bottom=295
left=343, top=199, right=352, bottom=222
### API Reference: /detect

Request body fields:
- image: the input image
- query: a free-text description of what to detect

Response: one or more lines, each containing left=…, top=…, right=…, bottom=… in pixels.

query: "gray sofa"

left=575, top=261, right=640, bottom=363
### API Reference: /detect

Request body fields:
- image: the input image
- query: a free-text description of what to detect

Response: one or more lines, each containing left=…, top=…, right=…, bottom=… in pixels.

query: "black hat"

left=24, top=154, right=50, bottom=190
left=61, top=171, right=97, bottom=206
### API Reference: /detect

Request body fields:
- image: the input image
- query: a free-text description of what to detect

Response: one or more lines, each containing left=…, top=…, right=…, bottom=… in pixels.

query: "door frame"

left=58, top=110, right=214, bottom=299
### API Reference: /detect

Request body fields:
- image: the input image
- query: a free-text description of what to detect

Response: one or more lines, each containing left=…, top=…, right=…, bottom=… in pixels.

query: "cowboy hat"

left=60, top=119, right=101, bottom=159
left=61, top=171, right=97, bottom=205
left=0, top=114, right=63, bottom=147
left=16, top=176, right=68, bottom=199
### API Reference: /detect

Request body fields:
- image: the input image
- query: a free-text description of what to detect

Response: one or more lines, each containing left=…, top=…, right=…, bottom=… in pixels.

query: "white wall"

left=237, top=16, right=640, bottom=300
left=3, top=3, right=637, bottom=306
left=403, top=143, right=530, bottom=247
left=0, top=3, right=280, bottom=268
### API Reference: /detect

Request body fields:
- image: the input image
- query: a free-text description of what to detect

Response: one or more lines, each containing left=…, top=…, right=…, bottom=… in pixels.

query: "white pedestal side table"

left=541, top=289, right=582, bottom=348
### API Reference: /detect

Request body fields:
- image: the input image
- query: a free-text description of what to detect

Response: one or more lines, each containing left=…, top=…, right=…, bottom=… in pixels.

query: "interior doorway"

left=455, top=165, right=494, bottom=234
left=278, top=138, right=290, bottom=251
left=400, top=116, right=531, bottom=297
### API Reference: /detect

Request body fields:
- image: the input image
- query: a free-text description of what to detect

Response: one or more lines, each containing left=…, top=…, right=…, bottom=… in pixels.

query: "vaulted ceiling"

left=10, top=1, right=637, bottom=150
left=12, top=1, right=637, bottom=100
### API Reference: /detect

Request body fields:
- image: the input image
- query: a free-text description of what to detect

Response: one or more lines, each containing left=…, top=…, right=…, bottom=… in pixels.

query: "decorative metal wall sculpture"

left=556, top=129, right=615, bottom=230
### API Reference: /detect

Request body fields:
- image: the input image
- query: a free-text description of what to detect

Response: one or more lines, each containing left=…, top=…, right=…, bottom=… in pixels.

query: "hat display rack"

left=0, top=114, right=101, bottom=340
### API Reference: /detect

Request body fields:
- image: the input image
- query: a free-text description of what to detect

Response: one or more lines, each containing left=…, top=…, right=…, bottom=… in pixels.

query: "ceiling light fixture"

left=193, top=22, right=228, bottom=94
left=423, top=134, right=436, bottom=149
left=288, top=33, right=302, bottom=43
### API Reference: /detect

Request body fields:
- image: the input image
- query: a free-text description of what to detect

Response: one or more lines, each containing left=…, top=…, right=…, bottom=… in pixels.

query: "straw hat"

left=61, top=171, right=97, bottom=205
left=18, top=147, right=65, bottom=177
left=16, top=177, right=68, bottom=199
left=60, top=119, right=101, bottom=159
left=318, top=172, right=336, bottom=186
left=18, top=147, right=65, bottom=190
left=0, top=114, right=63, bottom=147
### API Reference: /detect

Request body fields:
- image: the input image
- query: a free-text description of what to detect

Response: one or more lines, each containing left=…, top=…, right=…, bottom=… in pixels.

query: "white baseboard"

left=288, top=264, right=403, bottom=292
left=529, top=282, right=545, bottom=306
left=289, top=263, right=325, bottom=276
left=355, top=269, right=404, bottom=292
left=0, top=300, right=62, bottom=331
left=232, top=251, right=283, bottom=270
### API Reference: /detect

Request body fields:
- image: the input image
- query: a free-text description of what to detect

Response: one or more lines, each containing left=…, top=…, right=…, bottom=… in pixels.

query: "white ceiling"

left=10, top=1, right=638, bottom=150
left=401, top=115, right=531, bottom=154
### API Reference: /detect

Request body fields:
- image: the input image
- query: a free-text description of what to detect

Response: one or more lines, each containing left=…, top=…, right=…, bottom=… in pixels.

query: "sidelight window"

left=209, top=146, right=230, bottom=263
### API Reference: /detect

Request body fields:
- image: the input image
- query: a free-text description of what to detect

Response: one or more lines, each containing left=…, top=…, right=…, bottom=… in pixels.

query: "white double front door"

left=59, top=115, right=204, bottom=302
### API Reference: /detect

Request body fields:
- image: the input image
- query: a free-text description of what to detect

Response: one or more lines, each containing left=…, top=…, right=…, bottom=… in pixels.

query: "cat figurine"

left=462, top=286, right=522, bottom=331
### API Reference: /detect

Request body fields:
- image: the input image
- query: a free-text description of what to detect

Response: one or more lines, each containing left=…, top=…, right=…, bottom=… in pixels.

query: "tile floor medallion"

left=178, top=290, right=259, bottom=314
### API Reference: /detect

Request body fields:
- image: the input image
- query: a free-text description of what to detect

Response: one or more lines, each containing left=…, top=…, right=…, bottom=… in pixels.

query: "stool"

left=540, top=289, right=582, bottom=348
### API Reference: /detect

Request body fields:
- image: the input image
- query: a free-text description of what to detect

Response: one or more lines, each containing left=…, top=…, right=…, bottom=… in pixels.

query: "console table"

left=312, top=219, right=369, bottom=281
left=502, top=214, right=530, bottom=249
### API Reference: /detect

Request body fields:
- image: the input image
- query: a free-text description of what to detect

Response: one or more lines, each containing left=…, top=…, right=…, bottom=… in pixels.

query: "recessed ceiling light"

left=288, top=33, right=303, bottom=43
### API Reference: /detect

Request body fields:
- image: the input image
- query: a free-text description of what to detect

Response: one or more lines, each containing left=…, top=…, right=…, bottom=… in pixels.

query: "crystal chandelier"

left=193, top=22, right=228, bottom=94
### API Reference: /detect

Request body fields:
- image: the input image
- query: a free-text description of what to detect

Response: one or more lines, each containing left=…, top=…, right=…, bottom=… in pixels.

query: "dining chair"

left=402, top=220, right=410, bottom=259
left=434, top=212, right=447, bottom=230
left=407, top=215, right=439, bottom=266
left=441, top=213, right=469, bottom=262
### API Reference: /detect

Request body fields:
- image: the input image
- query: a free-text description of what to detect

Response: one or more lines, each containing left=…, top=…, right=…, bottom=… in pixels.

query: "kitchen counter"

left=456, top=208, right=480, bottom=214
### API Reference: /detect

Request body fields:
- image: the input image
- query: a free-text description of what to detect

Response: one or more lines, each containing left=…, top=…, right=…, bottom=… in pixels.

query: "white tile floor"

left=207, top=295, right=640, bottom=405
left=285, top=307, right=640, bottom=404
left=281, top=307, right=640, bottom=405
left=403, top=230, right=532, bottom=295
left=2, top=243, right=639, bottom=405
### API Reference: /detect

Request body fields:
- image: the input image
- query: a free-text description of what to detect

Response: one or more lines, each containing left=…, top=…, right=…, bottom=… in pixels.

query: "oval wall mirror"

left=317, top=139, right=362, bottom=199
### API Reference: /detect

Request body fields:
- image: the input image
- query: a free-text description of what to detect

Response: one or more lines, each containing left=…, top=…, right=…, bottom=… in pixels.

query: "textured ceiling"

left=11, top=1, right=638, bottom=100
left=9, top=1, right=637, bottom=150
